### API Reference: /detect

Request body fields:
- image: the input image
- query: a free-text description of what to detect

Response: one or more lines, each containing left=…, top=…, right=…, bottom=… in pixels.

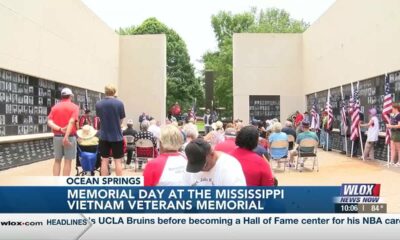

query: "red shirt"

left=48, top=99, right=79, bottom=135
left=79, top=115, right=92, bottom=128
left=229, top=148, right=275, bottom=186
left=143, top=153, right=187, bottom=186
left=215, top=138, right=237, bottom=153
left=171, top=104, right=181, bottom=116
left=295, top=113, right=304, bottom=126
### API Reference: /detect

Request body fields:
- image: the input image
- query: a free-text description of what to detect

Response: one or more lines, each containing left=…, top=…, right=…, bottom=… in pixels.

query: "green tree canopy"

left=203, top=8, right=309, bottom=119
left=118, top=18, right=203, bottom=115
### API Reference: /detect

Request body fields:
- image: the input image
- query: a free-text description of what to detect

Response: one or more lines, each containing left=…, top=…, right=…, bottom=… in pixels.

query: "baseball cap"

left=61, top=88, right=73, bottom=96
left=185, top=139, right=211, bottom=173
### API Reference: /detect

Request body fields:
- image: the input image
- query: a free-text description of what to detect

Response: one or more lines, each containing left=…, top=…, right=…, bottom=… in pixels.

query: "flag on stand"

left=340, top=97, right=347, bottom=130
left=350, top=84, right=360, bottom=141
left=310, top=97, right=319, bottom=129
left=325, top=90, right=334, bottom=130
left=383, top=74, right=393, bottom=144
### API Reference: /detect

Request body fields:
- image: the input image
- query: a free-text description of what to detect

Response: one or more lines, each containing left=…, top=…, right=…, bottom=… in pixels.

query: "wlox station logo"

left=337, top=183, right=381, bottom=203
left=0, top=221, right=43, bottom=227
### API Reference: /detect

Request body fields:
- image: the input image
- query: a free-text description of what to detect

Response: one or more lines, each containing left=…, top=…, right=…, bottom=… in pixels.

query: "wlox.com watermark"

left=1, top=221, right=43, bottom=226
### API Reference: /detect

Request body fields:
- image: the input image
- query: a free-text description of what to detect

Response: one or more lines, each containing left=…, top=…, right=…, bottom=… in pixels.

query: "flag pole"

left=387, top=144, right=390, bottom=168
left=356, top=81, right=365, bottom=161
left=351, top=141, right=354, bottom=157
left=340, top=86, right=348, bottom=156
left=326, top=90, right=330, bottom=151
left=358, top=126, right=364, bottom=160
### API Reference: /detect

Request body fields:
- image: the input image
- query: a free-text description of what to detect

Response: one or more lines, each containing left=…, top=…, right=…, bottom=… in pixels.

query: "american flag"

left=189, top=100, right=196, bottom=119
left=383, top=74, right=392, bottom=144
left=310, top=97, right=319, bottom=129
left=325, top=90, right=334, bottom=129
left=350, top=84, right=360, bottom=141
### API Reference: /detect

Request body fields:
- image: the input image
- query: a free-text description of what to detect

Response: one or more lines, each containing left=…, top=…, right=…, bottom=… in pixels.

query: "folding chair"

left=287, top=135, right=295, bottom=150
left=135, top=138, right=155, bottom=172
left=269, top=140, right=289, bottom=171
left=296, top=138, right=319, bottom=172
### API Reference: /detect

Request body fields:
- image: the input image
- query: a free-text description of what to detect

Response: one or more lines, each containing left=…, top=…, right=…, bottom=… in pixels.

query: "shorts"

left=99, top=140, right=124, bottom=159
left=53, top=136, right=77, bottom=160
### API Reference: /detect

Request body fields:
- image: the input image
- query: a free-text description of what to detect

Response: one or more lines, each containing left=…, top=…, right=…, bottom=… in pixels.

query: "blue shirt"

left=96, top=97, right=125, bottom=141
left=268, top=132, right=288, bottom=159
left=253, top=145, right=268, bottom=157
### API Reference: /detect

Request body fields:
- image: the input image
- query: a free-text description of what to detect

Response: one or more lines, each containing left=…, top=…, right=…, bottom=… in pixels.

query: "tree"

left=117, top=18, right=203, bottom=115
left=203, top=8, right=309, bottom=119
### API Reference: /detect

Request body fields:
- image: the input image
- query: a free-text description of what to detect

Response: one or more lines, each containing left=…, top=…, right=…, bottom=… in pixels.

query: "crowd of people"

left=46, top=84, right=400, bottom=182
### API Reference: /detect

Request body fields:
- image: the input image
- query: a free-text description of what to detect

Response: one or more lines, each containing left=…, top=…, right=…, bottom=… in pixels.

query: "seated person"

left=230, top=126, right=275, bottom=186
left=282, top=121, right=297, bottom=150
left=76, top=125, right=100, bottom=174
left=268, top=122, right=288, bottom=159
left=289, top=120, right=319, bottom=164
left=182, top=123, right=199, bottom=151
left=134, top=120, right=158, bottom=158
left=184, top=139, right=246, bottom=186
left=143, top=125, right=187, bottom=186
left=123, top=119, right=137, bottom=167
left=214, top=128, right=237, bottom=153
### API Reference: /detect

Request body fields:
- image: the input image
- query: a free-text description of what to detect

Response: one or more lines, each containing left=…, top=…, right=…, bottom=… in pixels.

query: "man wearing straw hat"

left=77, top=125, right=100, bottom=175
left=77, top=125, right=99, bottom=146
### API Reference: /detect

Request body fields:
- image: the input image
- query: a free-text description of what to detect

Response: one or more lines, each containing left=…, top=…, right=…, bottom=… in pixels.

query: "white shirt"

left=184, top=153, right=246, bottom=186
left=157, top=155, right=187, bottom=186
left=148, top=124, right=161, bottom=140
left=204, top=114, right=212, bottom=126
left=366, top=116, right=379, bottom=142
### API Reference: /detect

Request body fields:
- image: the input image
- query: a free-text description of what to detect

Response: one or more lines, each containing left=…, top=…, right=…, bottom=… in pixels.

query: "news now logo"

left=338, top=184, right=381, bottom=203
left=0, top=221, right=43, bottom=227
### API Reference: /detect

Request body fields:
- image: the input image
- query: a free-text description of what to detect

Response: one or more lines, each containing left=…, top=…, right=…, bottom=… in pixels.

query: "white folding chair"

left=296, top=138, right=319, bottom=172
left=270, top=140, right=289, bottom=171
left=134, top=138, right=155, bottom=172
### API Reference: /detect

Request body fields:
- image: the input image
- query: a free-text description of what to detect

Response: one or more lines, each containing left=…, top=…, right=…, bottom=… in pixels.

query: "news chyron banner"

left=0, top=177, right=399, bottom=239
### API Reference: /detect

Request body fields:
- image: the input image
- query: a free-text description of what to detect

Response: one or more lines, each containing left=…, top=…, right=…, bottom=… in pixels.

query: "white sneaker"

left=394, top=163, right=400, bottom=167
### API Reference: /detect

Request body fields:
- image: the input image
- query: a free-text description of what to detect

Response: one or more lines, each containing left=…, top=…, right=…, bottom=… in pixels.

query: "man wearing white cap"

left=47, top=87, right=79, bottom=176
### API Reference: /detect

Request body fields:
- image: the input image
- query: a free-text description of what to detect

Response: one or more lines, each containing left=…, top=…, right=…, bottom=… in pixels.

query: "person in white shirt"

left=182, top=123, right=199, bottom=151
left=148, top=119, right=161, bottom=140
left=184, top=138, right=246, bottom=186
left=360, top=108, right=379, bottom=160
left=148, top=119, right=161, bottom=149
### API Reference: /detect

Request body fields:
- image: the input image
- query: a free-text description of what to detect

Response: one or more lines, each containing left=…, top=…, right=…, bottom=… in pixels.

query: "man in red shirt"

left=214, top=128, right=237, bottom=153
left=47, top=88, right=79, bottom=176
left=170, top=102, right=181, bottom=118
left=294, top=111, right=304, bottom=127
left=229, top=126, right=275, bottom=186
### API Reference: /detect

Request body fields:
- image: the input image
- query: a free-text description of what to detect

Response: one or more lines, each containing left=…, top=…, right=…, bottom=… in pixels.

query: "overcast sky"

left=82, top=0, right=335, bottom=72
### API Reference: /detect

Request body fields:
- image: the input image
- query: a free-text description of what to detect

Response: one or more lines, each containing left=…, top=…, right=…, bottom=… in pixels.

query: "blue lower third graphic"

left=0, top=187, right=340, bottom=213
